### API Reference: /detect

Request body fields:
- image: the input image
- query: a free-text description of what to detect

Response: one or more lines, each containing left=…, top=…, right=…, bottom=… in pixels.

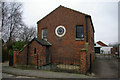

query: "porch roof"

left=28, top=38, right=52, bottom=46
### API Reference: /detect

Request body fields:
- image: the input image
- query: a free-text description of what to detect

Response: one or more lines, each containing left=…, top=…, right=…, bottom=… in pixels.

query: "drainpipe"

left=85, top=16, right=88, bottom=42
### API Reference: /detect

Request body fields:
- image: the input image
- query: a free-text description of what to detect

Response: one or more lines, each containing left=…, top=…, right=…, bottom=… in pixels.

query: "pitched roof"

left=28, top=38, right=52, bottom=46
left=37, top=5, right=90, bottom=23
left=96, top=41, right=108, bottom=47
left=59, top=5, right=90, bottom=16
left=37, top=5, right=95, bottom=32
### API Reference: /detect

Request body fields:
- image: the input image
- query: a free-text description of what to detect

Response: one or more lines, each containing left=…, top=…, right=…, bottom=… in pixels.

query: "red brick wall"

left=37, top=6, right=94, bottom=73
left=28, top=40, right=46, bottom=66
left=16, top=46, right=27, bottom=65
left=38, top=7, right=86, bottom=62
left=80, top=50, right=87, bottom=74
left=13, top=50, right=19, bottom=67
left=15, top=40, right=48, bottom=67
left=86, top=18, right=94, bottom=70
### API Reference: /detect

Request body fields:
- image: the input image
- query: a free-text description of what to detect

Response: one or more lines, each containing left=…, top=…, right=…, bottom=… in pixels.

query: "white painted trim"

left=42, top=29, right=43, bottom=39
left=42, top=29, right=47, bottom=41
left=55, top=25, right=66, bottom=37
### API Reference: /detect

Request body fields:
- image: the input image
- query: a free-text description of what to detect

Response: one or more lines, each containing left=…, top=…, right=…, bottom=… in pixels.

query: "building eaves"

left=96, top=41, right=108, bottom=47
left=28, top=38, right=52, bottom=46
left=37, top=5, right=91, bottom=24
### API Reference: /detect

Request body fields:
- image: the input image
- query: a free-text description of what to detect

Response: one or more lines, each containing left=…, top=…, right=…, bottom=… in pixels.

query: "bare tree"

left=1, top=2, right=9, bottom=41
left=1, top=2, right=24, bottom=44
left=19, top=26, right=36, bottom=42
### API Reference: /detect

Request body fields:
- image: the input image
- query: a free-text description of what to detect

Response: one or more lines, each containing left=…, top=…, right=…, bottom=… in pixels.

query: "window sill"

left=42, top=38, right=47, bottom=41
left=76, top=38, right=84, bottom=41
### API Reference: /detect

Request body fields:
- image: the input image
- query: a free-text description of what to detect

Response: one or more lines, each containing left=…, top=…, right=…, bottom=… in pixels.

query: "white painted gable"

left=94, top=42, right=113, bottom=54
left=94, top=43, right=102, bottom=47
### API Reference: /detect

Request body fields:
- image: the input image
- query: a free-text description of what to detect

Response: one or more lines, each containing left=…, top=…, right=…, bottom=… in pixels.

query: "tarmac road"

left=2, top=73, right=36, bottom=78
left=92, top=54, right=118, bottom=78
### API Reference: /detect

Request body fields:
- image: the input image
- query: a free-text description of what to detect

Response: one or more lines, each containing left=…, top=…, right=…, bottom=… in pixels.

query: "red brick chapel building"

left=13, top=5, right=95, bottom=74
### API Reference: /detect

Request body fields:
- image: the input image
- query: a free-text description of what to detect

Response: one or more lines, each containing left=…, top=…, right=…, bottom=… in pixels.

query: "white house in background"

left=94, top=41, right=113, bottom=54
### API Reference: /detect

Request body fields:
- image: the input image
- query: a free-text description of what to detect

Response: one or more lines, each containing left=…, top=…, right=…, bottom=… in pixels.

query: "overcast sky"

left=3, top=0, right=119, bottom=45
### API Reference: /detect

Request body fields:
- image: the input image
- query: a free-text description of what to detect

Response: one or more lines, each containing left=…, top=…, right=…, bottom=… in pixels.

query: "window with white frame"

left=76, top=25, right=84, bottom=40
left=42, top=29, right=47, bottom=40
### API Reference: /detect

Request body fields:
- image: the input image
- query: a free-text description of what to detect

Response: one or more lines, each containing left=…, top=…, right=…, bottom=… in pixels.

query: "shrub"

left=8, top=41, right=28, bottom=55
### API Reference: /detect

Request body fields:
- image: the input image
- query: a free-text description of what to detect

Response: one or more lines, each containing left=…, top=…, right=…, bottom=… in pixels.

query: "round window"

left=55, top=25, right=66, bottom=37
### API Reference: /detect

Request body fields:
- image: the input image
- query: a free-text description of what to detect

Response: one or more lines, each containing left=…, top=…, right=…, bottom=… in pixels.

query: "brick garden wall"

left=14, top=40, right=49, bottom=67
left=16, top=46, right=27, bottom=65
